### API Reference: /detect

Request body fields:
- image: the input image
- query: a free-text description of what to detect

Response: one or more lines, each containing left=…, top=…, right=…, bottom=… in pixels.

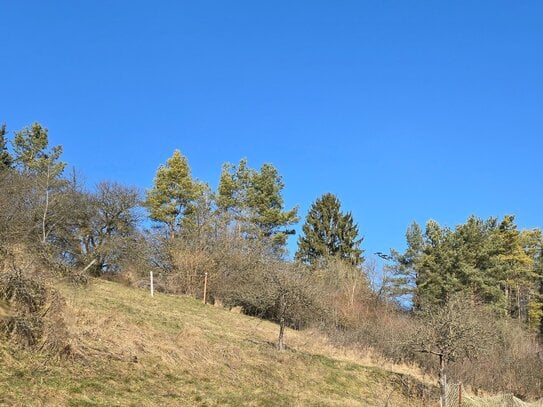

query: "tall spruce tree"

left=145, top=149, right=199, bottom=240
left=295, top=193, right=364, bottom=267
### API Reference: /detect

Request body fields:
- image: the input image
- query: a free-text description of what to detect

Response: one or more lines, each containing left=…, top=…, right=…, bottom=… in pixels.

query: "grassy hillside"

left=0, top=279, right=437, bottom=406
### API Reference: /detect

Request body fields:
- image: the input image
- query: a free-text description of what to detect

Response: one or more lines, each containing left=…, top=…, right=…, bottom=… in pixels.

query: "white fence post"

left=203, top=272, right=208, bottom=304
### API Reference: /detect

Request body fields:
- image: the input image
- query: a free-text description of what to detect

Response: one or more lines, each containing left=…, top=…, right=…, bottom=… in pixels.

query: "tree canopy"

left=12, top=123, right=65, bottom=177
left=217, top=159, right=298, bottom=251
left=145, top=149, right=200, bottom=239
left=295, top=193, right=364, bottom=267
left=389, top=215, right=543, bottom=331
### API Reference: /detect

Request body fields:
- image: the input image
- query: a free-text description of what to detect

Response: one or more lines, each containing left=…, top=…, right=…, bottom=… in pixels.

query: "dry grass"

left=0, top=279, right=437, bottom=406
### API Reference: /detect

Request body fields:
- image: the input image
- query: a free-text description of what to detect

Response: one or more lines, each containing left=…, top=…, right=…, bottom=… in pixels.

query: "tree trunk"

left=504, top=285, right=509, bottom=317
left=438, top=354, right=447, bottom=407
left=278, top=316, right=285, bottom=351
left=277, top=292, right=287, bottom=351
left=41, top=167, right=51, bottom=244
left=516, top=285, right=521, bottom=320
left=41, top=186, right=49, bottom=244
left=350, top=278, right=357, bottom=310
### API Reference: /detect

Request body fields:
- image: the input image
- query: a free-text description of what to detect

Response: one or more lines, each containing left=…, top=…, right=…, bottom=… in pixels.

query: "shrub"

left=0, top=261, right=70, bottom=355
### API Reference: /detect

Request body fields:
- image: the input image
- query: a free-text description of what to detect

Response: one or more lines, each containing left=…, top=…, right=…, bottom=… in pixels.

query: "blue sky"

left=1, top=1, right=542, bottom=261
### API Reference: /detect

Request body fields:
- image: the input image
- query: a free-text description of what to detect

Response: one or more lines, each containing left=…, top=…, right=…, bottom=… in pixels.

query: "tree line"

left=387, top=216, right=543, bottom=332
left=2, top=122, right=543, bottom=401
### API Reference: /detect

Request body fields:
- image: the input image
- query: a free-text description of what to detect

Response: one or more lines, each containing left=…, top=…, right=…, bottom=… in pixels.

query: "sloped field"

left=1, top=279, right=437, bottom=406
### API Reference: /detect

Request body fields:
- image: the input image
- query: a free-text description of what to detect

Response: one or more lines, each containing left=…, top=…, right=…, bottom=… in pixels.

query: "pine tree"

left=295, top=193, right=363, bottom=267
left=13, top=123, right=66, bottom=178
left=386, top=221, right=423, bottom=303
left=246, top=163, right=298, bottom=248
left=492, top=216, right=542, bottom=325
left=179, top=180, right=215, bottom=244
left=216, top=159, right=253, bottom=235
left=145, top=149, right=199, bottom=240
left=525, top=229, right=543, bottom=331
left=217, top=159, right=298, bottom=250
left=394, top=217, right=503, bottom=309
left=391, top=214, right=543, bottom=326
left=12, top=123, right=66, bottom=243
left=12, top=123, right=65, bottom=176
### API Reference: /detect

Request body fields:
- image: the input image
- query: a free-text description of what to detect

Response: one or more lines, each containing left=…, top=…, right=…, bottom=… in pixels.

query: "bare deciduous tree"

left=208, top=239, right=321, bottom=350
left=53, top=180, right=141, bottom=275
left=411, top=294, right=492, bottom=405
left=262, top=262, right=320, bottom=351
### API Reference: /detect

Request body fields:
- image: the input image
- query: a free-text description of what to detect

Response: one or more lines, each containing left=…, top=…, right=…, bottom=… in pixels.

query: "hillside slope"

left=0, top=279, right=436, bottom=406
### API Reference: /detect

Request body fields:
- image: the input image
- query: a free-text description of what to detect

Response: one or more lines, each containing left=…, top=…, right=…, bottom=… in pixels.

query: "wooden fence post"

left=203, top=272, right=208, bottom=304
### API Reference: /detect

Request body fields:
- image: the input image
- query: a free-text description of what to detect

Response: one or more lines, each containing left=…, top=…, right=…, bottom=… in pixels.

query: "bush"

left=328, top=292, right=543, bottom=400
left=0, top=261, right=70, bottom=355
left=449, top=318, right=543, bottom=399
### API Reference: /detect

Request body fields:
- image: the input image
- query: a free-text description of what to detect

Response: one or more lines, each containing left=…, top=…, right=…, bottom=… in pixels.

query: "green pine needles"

left=296, top=193, right=364, bottom=267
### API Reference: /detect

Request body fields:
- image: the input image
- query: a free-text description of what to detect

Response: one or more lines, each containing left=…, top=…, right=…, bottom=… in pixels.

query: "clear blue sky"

left=1, top=1, right=542, bottom=261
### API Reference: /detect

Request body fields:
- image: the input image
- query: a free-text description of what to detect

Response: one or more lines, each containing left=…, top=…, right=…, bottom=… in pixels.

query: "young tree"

left=411, top=295, right=492, bottom=406
left=217, top=246, right=319, bottom=351
left=145, top=150, right=199, bottom=240
left=295, top=193, right=364, bottom=267
left=265, top=263, right=320, bottom=351
left=12, top=123, right=65, bottom=176
left=12, top=123, right=66, bottom=244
